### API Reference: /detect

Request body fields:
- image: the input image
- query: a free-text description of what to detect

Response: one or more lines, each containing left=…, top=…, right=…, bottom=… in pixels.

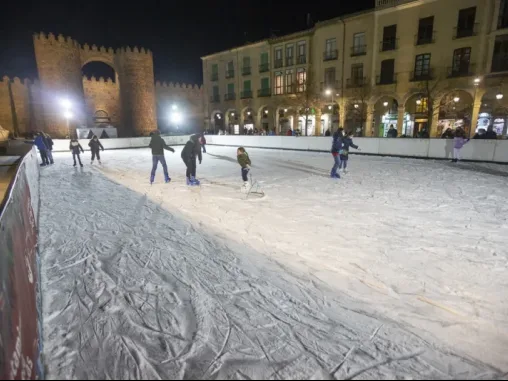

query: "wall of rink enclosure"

left=46, top=135, right=508, bottom=163
left=0, top=147, right=42, bottom=380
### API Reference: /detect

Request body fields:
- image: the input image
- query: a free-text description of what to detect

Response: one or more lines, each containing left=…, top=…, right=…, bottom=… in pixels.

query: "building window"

left=242, top=56, right=251, bottom=75
left=350, top=63, right=364, bottom=86
left=298, top=41, right=306, bottom=64
left=379, top=59, right=395, bottom=84
left=286, top=70, right=294, bottom=93
left=417, top=17, right=435, bottom=45
left=450, top=48, right=471, bottom=77
left=242, top=80, right=252, bottom=99
left=211, top=64, right=219, bottom=81
left=352, top=33, right=366, bottom=56
left=414, top=53, right=432, bottom=80
left=211, top=85, right=219, bottom=102
left=499, top=0, right=508, bottom=29
left=297, top=68, right=306, bottom=92
left=381, top=25, right=397, bottom=51
left=324, top=38, right=338, bottom=60
left=274, top=47, right=283, bottom=68
left=492, top=35, right=508, bottom=72
left=260, top=52, right=269, bottom=72
left=416, top=98, right=428, bottom=114
left=226, top=61, right=234, bottom=78
left=225, top=83, right=235, bottom=100
left=286, top=44, right=294, bottom=66
left=274, top=72, right=284, bottom=95
left=455, top=7, right=477, bottom=38
left=324, top=67, right=336, bottom=87
left=259, top=77, right=271, bottom=97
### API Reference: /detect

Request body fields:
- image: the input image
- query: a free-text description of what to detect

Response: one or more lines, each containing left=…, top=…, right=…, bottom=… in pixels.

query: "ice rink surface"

left=38, top=146, right=508, bottom=379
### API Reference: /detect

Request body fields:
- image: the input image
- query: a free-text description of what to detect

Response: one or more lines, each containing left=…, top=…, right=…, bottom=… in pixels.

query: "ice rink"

left=38, top=146, right=508, bottom=379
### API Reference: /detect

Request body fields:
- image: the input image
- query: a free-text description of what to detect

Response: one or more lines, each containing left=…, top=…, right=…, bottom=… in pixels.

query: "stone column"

left=396, top=106, right=405, bottom=135
left=315, top=108, right=322, bottom=136
left=430, top=105, right=440, bottom=138
left=365, top=103, right=374, bottom=137
left=469, top=90, right=483, bottom=138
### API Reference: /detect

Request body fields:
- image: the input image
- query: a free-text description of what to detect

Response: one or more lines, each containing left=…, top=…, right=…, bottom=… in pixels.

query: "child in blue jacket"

left=330, top=129, right=343, bottom=179
left=339, top=131, right=360, bottom=173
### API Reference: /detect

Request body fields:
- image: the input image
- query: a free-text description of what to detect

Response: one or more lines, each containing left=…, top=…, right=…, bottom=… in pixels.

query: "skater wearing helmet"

left=181, top=134, right=202, bottom=186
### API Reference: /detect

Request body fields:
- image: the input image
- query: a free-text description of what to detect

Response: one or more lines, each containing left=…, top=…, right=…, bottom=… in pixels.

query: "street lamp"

left=265, top=110, right=268, bottom=115
left=172, top=104, right=178, bottom=111
left=325, top=89, right=332, bottom=96
left=354, top=104, right=359, bottom=109
left=496, top=93, right=504, bottom=100
left=63, top=111, right=73, bottom=137
left=383, top=101, right=389, bottom=107
left=416, top=99, right=422, bottom=105
left=454, top=97, right=460, bottom=103
left=328, top=105, right=332, bottom=110
left=474, top=77, right=481, bottom=86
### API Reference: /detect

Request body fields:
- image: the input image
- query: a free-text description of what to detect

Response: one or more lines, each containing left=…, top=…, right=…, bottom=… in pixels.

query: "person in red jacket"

left=286, top=129, right=293, bottom=136
left=199, top=132, right=207, bottom=153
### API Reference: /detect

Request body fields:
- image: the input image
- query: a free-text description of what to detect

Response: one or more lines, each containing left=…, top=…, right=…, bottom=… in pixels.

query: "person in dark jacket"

left=325, top=129, right=331, bottom=137
left=69, top=138, right=84, bottom=167
left=418, top=127, right=430, bottom=138
left=339, top=131, right=360, bottom=173
left=473, top=128, right=486, bottom=139
left=42, top=132, right=54, bottom=164
left=485, top=126, right=498, bottom=139
left=199, top=133, right=207, bottom=153
left=237, top=147, right=252, bottom=192
left=181, top=134, right=202, bottom=186
left=88, top=135, right=104, bottom=164
left=149, top=130, right=175, bottom=184
left=34, top=132, right=49, bottom=166
left=330, top=128, right=343, bottom=179
left=441, top=128, right=454, bottom=139
left=387, top=125, right=398, bottom=138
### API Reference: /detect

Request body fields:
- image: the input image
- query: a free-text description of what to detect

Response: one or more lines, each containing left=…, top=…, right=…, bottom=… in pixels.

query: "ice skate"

left=165, top=176, right=171, bottom=184
left=80, top=163, right=84, bottom=168
left=342, top=169, right=348, bottom=174
left=150, top=175, right=155, bottom=185
left=186, top=177, right=196, bottom=186
left=190, top=176, right=200, bottom=186
left=241, top=181, right=251, bottom=193
left=73, top=163, right=77, bottom=167
left=98, top=160, right=102, bottom=165
left=91, top=160, right=94, bottom=165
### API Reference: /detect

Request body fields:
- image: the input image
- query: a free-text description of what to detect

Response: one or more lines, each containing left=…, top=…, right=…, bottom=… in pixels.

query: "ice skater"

left=149, top=130, right=175, bottom=184
left=181, top=134, right=202, bottom=186
left=34, top=132, right=50, bottom=166
left=237, top=147, right=251, bottom=192
left=199, top=133, right=207, bottom=153
left=339, top=131, right=360, bottom=173
left=452, top=127, right=469, bottom=163
left=330, top=128, right=343, bottom=178
left=89, top=135, right=104, bottom=164
left=42, top=132, right=55, bottom=164
left=70, top=137, right=84, bottom=167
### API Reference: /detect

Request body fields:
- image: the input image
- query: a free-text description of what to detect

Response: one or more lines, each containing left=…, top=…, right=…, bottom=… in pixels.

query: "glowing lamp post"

left=60, top=99, right=73, bottom=137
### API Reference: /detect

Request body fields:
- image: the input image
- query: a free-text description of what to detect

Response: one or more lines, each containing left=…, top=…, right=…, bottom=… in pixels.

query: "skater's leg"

left=453, top=148, right=461, bottom=162
left=202, top=144, right=206, bottom=153
left=343, top=159, right=348, bottom=170
left=242, top=168, right=249, bottom=181
left=96, top=150, right=101, bottom=161
left=191, top=156, right=197, bottom=178
left=331, top=155, right=340, bottom=177
left=91, top=150, right=96, bottom=162
left=78, top=154, right=83, bottom=166
left=46, top=149, right=54, bottom=164
left=40, top=150, right=47, bottom=165
left=185, top=160, right=191, bottom=178
left=73, top=153, right=77, bottom=166
left=160, top=156, right=170, bottom=180
left=151, top=156, right=159, bottom=178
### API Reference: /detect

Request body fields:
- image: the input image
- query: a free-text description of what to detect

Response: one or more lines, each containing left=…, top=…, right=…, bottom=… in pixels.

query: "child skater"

left=452, top=127, right=469, bottom=163
left=181, top=134, right=202, bottom=185
left=89, top=135, right=104, bottom=164
left=69, top=137, right=85, bottom=167
left=330, top=128, right=343, bottom=179
left=339, top=131, right=360, bottom=174
left=237, top=147, right=251, bottom=192
left=199, top=132, right=207, bottom=153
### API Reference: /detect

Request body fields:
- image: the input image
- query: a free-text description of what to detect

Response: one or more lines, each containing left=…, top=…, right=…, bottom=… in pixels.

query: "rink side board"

left=0, top=147, right=43, bottom=380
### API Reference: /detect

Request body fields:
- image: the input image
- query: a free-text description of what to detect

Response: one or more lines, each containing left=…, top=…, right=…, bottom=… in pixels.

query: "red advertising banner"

left=0, top=166, right=41, bottom=380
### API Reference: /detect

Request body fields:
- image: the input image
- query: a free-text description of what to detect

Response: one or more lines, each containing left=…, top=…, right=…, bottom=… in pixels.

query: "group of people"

left=441, top=125, right=499, bottom=140
left=68, top=136, right=105, bottom=167
left=33, top=132, right=54, bottom=166
left=330, top=128, right=360, bottom=179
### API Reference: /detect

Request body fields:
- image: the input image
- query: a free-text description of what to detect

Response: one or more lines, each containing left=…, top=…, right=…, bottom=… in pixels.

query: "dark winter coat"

left=89, top=139, right=104, bottom=152
left=441, top=130, right=454, bottom=139
left=331, top=130, right=343, bottom=154
left=340, top=137, right=359, bottom=157
left=485, top=129, right=498, bottom=139
left=181, top=135, right=202, bottom=163
left=34, top=135, right=47, bottom=151
left=70, top=140, right=84, bottom=155
left=149, top=134, right=174, bottom=155
left=387, top=128, right=398, bottom=138
left=237, top=152, right=251, bottom=168
left=199, top=135, right=207, bottom=145
left=42, top=134, right=54, bottom=150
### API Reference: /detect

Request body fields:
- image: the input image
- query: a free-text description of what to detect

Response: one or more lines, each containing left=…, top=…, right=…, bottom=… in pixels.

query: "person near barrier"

left=89, top=135, right=105, bottom=164
left=199, top=133, right=207, bottom=153
left=181, top=134, right=202, bottom=186
left=69, top=138, right=85, bottom=167
left=330, top=128, right=343, bottom=179
left=149, top=130, right=175, bottom=184
left=42, top=132, right=55, bottom=164
left=34, top=132, right=50, bottom=166
left=338, top=131, right=361, bottom=174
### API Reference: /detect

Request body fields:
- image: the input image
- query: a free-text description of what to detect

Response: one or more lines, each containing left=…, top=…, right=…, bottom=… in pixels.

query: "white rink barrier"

left=51, top=135, right=191, bottom=152
left=205, top=135, right=508, bottom=163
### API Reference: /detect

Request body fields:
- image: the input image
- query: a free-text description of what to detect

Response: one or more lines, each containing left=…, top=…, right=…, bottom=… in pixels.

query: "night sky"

left=0, top=0, right=373, bottom=85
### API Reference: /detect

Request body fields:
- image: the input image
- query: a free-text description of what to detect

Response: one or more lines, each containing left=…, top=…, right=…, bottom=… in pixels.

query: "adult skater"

left=69, top=137, right=85, bottom=167
left=42, top=132, right=55, bottom=164
left=34, top=132, right=50, bottom=166
left=149, top=130, right=175, bottom=184
left=89, top=135, right=104, bottom=164
left=181, top=134, right=202, bottom=186
left=199, top=132, right=207, bottom=153
left=339, top=131, right=361, bottom=174
left=452, top=127, right=469, bottom=163
left=330, top=128, right=343, bottom=179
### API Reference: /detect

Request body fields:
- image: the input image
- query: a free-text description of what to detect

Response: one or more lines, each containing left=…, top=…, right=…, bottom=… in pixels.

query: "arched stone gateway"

left=210, top=110, right=224, bottom=134
left=372, top=96, right=399, bottom=137
left=224, top=109, right=239, bottom=134
left=403, top=93, right=430, bottom=138
left=476, top=90, right=508, bottom=137
left=437, top=90, right=474, bottom=137
left=241, top=107, right=255, bottom=134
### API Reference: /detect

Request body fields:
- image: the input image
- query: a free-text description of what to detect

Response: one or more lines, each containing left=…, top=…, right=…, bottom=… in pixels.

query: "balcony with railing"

left=415, top=31, right=436, bottom=46
left=274, top=59, right=283, bottom=69
left=286, top=84, right=296, bottom=94
left=323, top=50, right=338, bottom=61
left=225, top=69, right=235, bottom=79
left=453, top=23, right=479, bottom=39
left=258, top=88, right=272, bottom=97
left=298, top=55, right=307, bottom=64
left=447, top=63, right=476, bottom=78
left=320, top=80, right=339, bottom=91
left=240, top=90, right=253, bottom=99
left=286, top=57, right=294, bottom=66
left=224, top=92, right=236, bottom=101
left=242, top=67, right=251, bottom=76
left=210, top=94, right=220, bottom=103
left=210, top=73, right=219, bottom=81
left=259, top=63, right=270, bottom=73
left=376, top=73, right=397, bottom=85
left=410, top=69, right=434, bottom=82
left=491, top=55, right=508, bottom=73
left=379, top=38, right=398, bottom=52
left=346, top=77, right=367, bottom=88
left=351, top=45, right=367, bottom=57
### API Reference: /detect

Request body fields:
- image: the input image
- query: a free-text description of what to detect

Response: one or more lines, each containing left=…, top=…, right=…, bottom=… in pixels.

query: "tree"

left=345, top=79, right=372, bottom=136
left=288, top=70, right=323, bottom=136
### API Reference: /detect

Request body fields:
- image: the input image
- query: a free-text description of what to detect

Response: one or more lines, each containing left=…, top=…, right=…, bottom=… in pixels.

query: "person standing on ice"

left=42, top=132, right=55, bottom=164
left=149, top=130, right=175, bottom=184
left=33, top=132, right=50, bottom=166
left=199, top=132, right=207, bottom=153
left=88, top=135, right=104, bottom=165
left=330, top=128, right=343, bottom=179
left=69, top=137, right=84, bottom=167
left=338, top=131, right=360, bottom=174
left=452, top=127, right=469, bottom=163
left=181, top=134, right=202, bottom=186
left=237, top=147, right=252, bottom=192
